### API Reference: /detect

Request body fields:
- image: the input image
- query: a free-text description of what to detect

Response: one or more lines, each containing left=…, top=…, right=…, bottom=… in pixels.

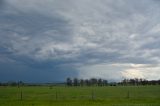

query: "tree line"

left=0, top=81, right=25, bottom=87
left=0, top=78, right=159, bottom=87
left=66, top=78, right=160, bottom=86
left=120, top=78, right=160, bottom=86
left=66, top=78, right=108, bottom=86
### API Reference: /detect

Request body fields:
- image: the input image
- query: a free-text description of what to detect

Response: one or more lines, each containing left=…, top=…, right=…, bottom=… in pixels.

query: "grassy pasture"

left=0, top=85, right=160, bottom=106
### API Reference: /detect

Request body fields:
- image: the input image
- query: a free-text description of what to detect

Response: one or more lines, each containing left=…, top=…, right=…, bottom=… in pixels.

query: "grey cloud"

left=1, top=0, right=158, bottom=64
left=0, top=2, right=74, bottom=61
left=1, top=0, right=160, bottom=81
left=1, top=0, right=160, bottom=64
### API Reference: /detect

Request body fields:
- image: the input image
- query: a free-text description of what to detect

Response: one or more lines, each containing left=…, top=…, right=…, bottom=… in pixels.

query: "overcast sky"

left=0, top=0, right=160, bottom=82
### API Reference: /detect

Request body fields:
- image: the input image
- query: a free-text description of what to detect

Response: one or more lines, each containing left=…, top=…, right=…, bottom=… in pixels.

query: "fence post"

left=127, top=90, right=130, bottom=99
left=20, top=91, right=22, bottom=101
left=55, top=91, right=58, bottom=100
left=91, top=90, right=94, bottom=100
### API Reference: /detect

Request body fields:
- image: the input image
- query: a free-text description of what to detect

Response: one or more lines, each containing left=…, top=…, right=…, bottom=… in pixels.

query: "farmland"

left=0, top=85, right=160, bottom=106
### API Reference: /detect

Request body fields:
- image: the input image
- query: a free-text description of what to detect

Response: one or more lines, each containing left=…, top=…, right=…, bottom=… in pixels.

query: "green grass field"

left=0, top=85, right=160, bottom=106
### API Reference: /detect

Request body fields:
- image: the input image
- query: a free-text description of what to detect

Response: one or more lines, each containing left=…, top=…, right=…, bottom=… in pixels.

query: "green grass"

left=0, top=85, right=160, bottom=106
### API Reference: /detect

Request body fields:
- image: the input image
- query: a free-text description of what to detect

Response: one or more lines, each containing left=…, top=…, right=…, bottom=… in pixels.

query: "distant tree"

left=122, top=79, right=127, bottom=86
left=18, top=81, right=25, bottom=88
left=129, top=79, right=135, bottom=85
left=150, top=80, right=157, bottom=85
left=65, top=77, right=160, bottom=87
left=121, top=78, right=154, bottom=86
left=7, top=81, right=17, bottom=86
left=90, top=78, right=98, bottom=86
left=66, top=77, right=72, bottom=86
left=84, top=79, right=90, bottom=86
left=73, top=78, right=79, bottom=86
left=158, top=80, right=160, bottom=85
left=80, top=79, right=84, bottom=86
left=103, top=80, right=108, bottom=86
left=141, top=79, right=148, bottom=85
left=135, top=78, right=139, bottom=86
left=109, top=82, right=117, bottom=86
left=98, top=79, right=103, bottom=86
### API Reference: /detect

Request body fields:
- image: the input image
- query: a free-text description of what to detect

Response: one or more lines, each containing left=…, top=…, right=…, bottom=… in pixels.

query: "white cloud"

left=78, top=63, right=126, bottom=81
left=78, top=63, right=160, bottom=81
left=122, top=64, right=160, bottom=80
left=122, top=69, right=145, bottom=79
left=149, top=24, right=160, bottom=34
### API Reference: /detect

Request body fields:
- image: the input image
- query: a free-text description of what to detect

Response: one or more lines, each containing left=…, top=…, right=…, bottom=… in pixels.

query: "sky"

left=0, top=0, right=160, bottom=82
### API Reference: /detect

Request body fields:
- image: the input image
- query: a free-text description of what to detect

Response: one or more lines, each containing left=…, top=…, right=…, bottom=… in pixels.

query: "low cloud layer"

left=79, top=63, right=160, bottom=82
left=0, top=0, right=160, bottom=82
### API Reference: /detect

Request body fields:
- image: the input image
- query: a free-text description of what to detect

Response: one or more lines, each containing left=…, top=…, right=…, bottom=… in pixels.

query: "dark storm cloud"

left=0, top=0, right=5, bottom=7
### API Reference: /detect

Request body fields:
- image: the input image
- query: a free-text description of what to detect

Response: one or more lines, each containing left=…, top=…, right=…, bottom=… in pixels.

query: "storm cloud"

left=0, top=0, right=160, bottom=82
